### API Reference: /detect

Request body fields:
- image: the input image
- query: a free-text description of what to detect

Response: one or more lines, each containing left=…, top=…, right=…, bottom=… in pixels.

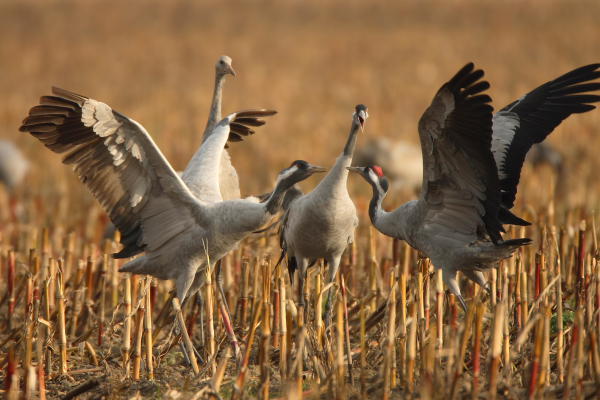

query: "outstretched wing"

left=418, top=63, right=502, bottom=243
left=20, top=87, right=206, bottom=258
left=181, top=110, right=276, bottom=203
left=492, top=63, right=600, bottom=221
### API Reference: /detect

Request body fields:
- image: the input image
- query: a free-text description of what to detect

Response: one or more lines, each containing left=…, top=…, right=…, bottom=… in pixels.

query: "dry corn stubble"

left=2, top=0, right=600, bottom=398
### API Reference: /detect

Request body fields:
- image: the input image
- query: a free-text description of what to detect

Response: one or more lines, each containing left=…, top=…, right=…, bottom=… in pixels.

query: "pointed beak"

left=227, top=65, right=237, bottom=77
left=308, top=165, right=327, bottom=174
left=357, top=111, right=367, bottom=131
left=346, top=166, right=362, bottom=173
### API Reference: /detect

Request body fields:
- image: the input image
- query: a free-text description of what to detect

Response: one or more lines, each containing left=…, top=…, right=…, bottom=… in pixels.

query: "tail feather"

left=119, top=256, right=170, bottom=280
left=499, top=207, right=531, bottom=226
left=119, top=257, right=147, bottom=274
left=500, top=237, right=532, bottom=248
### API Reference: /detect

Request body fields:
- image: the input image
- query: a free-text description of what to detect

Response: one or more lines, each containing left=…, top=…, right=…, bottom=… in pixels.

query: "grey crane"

left=279, top=104, right=368, bottom=320
left=0, top=139, right=29, bottom=191
left=19, top=87, right=325, bottom=345
left=349, top=62, right=600, bottom=310
left=103, top=55, right=238, bottom=240
left=182, top=55, right=242, bottom=201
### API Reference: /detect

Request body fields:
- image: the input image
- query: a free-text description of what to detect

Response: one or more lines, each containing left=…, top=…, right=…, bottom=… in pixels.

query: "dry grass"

left=1, top=0, right=600, bottom=398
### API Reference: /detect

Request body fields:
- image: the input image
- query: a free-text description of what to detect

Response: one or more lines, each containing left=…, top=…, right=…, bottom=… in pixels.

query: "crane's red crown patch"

left=372, top=166, right=384, bottom=177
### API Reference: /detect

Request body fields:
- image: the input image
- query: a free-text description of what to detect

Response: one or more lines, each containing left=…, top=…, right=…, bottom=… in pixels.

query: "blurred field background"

left=1, top=0, right=600, bottom=398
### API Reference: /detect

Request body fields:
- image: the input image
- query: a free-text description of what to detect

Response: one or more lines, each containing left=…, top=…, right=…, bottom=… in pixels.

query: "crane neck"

left=203, top=72, right=226, bottom=138
left=371, top=194, right=416, bottom=243
left=368, top=184, right=387, bottom=227
left=314, top=121, right=361, bottom=198
left=264, top=176, right=296, bottom=214
left=343, top=120, right=361, bottom=157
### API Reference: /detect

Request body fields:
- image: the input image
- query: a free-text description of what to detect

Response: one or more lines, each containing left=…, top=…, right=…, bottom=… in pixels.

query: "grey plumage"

left=104, top=56, right=241, bottom=240
left=353, top=137, right=563, bottom=195
left=279, top=104, right=367, bottom=319
left=0, top=140, right=29, bottom=190
left=350, top=62, right=600, bottom=310
left=20, top=87, right=323, bottom=304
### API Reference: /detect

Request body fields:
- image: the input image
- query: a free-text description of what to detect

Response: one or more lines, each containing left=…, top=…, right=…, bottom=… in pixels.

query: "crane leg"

left=442, top=268, right=467, bottom=312
left=173, top=295, right=204, bottom=367
left=216, top=260, right=242, bottom=364
left=462, top=270, right=490, bottom=294
left=324, top=254, right=342, bottom=327
left=297, top=258, right=309, bottom=320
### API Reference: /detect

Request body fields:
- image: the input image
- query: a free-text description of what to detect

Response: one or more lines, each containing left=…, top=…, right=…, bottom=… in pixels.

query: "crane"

left=20, top=86, right=325, bottom=358
left=349, top=62, right=600, bottom=309
left=279, top=104, right=367, bottom=322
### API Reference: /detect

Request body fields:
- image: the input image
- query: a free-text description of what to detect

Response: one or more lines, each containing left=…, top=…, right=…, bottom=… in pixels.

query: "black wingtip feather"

left=497, top=63, right=600, bottom=211
left=224, top=109, right=277, bottom=145
left=499, top=207, right=531, bottom=226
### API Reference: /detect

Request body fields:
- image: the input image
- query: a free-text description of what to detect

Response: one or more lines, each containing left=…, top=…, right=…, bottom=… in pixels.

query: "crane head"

left=347, top=165, right=389, bottom=194
left=216, top=55, right=236, bottom=77
left=353, top=104, right=369, bottom=131
left=277, top=160, right=327, bottom=185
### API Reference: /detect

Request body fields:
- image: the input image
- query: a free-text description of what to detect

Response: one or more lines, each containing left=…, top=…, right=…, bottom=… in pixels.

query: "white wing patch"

left=491, top=111, right=520, bottom=179
left=81, top=99, right=121, bottom=137
left=81, top=99, right=149, bottom=208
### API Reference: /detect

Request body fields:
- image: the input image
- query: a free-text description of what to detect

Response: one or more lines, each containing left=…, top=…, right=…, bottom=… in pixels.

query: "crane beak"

left=357, top=111, right=367, bottom=131
left=308, top=165, right=327, bottom=174
left=227, top=65, right=237, bottom=77
left=346, top=166, right=362, bottom=174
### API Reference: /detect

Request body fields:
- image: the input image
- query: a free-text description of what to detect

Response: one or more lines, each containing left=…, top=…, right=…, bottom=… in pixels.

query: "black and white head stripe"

left=492, top=63, right=600, bottom=217
left=278, top=164, right=300, bottom=181
left=276, top=160, right=313, bottom=181
left=366, top=166, right=389, bottom=192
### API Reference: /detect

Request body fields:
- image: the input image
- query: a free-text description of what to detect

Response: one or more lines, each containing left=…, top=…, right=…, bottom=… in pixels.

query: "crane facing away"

left=349, top=62, right=600, bottom=310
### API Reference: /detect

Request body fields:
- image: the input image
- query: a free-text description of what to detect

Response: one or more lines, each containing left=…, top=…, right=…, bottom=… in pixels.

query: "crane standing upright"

left=279, top=104, right=368, bottom=322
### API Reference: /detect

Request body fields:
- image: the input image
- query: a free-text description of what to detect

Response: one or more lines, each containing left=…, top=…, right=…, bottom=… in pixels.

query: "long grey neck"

left=314, top=121, right=361, bottom=198
left=371, top=193, right=415, bottom=242
left=203, top=72, right=225, bottom=138
left=343, top=121, right=360, bottom=157
left=368, top=184, right=386, bottom=225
